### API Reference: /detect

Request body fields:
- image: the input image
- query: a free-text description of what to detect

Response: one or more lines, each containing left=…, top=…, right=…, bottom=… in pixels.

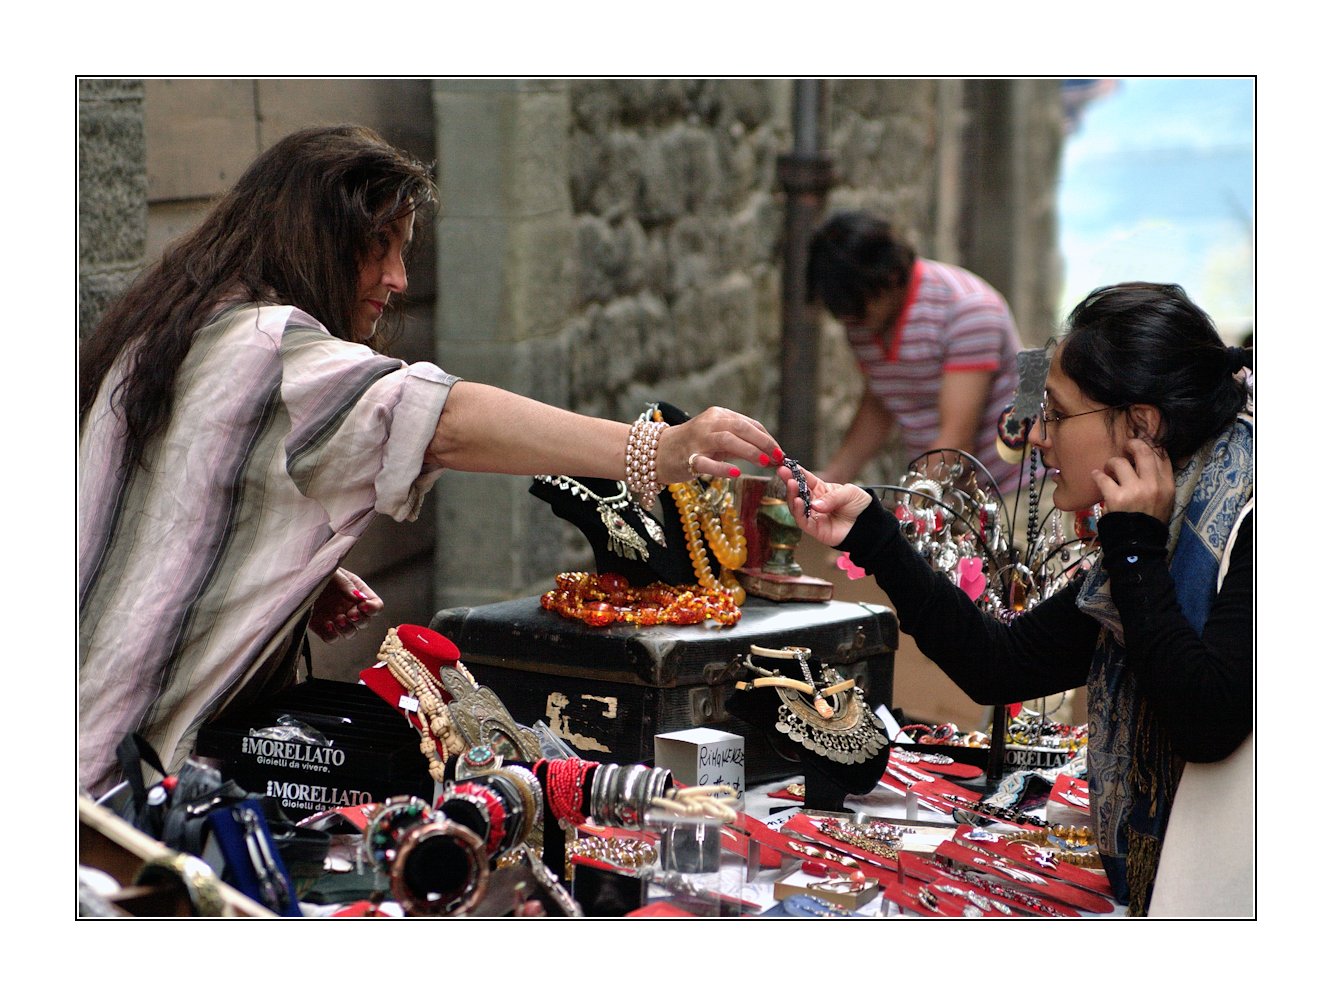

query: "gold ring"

left=687, top=452, right=702, bottom=476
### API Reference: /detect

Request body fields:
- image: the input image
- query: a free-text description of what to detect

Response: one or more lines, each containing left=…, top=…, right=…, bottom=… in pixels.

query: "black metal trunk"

left=430, top=595, right=898, bottom=784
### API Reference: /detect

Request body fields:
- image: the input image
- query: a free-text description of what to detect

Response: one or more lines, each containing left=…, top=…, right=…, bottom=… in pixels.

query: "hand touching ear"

left=1091, top=438, right=1175, bottom=523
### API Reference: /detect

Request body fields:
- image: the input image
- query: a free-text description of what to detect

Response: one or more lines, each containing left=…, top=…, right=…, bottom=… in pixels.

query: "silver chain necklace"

left=533, top=475, right=666, bottom=560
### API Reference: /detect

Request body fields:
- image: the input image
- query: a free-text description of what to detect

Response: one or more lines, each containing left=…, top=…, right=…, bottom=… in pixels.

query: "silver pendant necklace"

left=534, top=475, right=661, bottom=560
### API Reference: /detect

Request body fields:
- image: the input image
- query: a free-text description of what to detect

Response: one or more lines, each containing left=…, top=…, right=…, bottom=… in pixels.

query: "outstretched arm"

left=777, top=463, right=1096, bottom=704
left=426, top=382, right=782, bottom=483
left=776, top=463, right=873, bottom=547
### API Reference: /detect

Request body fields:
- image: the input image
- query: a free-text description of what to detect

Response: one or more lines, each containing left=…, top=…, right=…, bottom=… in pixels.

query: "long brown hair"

left=79, top=124, right=437, bottom=469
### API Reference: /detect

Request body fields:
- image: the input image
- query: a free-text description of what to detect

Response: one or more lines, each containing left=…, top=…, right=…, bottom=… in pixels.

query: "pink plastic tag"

left=957, top=557, right=986, bottom=601
left=836, top=552, right=866, bottom=580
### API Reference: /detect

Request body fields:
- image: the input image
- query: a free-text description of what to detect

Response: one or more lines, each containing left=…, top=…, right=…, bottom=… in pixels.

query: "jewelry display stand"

left=862, top=351, right=1093, bottom=783
left=725, top=646, right=890, bottom=813
left=530, top=401, right=725, bottom=590
left=529, top=473, right=695, bottom=588
left=499, top=401, right=898, bottom=782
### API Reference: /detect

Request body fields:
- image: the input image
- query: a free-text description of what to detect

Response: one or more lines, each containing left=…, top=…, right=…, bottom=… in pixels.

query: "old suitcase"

left=429, top=595, right=897, bottom=784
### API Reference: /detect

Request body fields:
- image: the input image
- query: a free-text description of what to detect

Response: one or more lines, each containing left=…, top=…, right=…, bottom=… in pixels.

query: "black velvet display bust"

left=529, top=402, right=725, bottom=588
left=529, top=474, right=697, bottom=587
left=724, top=653, right=890, bottom=813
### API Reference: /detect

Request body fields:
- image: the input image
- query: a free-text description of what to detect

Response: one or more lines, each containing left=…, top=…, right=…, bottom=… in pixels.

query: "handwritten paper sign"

left=654, top=727, right=745, bottom=804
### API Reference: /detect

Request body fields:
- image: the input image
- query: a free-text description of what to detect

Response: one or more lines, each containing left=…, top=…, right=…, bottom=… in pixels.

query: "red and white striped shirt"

left=844, top=259, right=1022, bottom=493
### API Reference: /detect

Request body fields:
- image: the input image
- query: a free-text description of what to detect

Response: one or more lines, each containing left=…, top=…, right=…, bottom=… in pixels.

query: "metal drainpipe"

left=777, top=79, right=835, bottom=464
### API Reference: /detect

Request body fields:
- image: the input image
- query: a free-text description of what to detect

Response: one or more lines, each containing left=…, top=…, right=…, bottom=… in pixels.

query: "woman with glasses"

left=778, top=282, right=1253, bottom=916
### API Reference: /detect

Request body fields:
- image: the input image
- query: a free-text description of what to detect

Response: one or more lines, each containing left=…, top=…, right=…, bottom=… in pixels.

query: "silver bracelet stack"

left=589, top=762, right=673, bottom=830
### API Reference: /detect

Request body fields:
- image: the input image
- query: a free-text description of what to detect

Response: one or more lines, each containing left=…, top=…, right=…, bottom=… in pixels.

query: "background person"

left=807, top=210, right=1023, bottom=492
left=778, top=282, right=1253, bottom=915
left=78, top=125, right=781, bottom=797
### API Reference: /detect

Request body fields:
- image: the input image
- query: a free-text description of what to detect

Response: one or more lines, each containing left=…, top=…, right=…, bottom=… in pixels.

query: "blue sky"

left=1057, top=78, right=1255, bottom=339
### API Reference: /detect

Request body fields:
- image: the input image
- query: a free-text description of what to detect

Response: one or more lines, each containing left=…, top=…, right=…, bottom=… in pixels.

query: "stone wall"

left=78, top=79, right=147, bottom=337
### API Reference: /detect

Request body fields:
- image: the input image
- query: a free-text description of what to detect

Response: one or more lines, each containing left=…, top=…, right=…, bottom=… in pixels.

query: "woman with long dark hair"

left=79, top=125, right=781, bottom=797
left=779, top=282, right=1253, bottom=916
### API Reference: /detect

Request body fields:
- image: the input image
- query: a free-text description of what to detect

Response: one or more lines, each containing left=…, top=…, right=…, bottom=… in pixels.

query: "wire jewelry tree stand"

left=867, top=447, right=1091, bottom=620
left=864, top=441, right=1095, bottom=781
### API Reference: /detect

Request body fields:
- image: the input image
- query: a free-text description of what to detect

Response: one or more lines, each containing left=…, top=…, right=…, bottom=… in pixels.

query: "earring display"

left=866, top=448, right=1093, bottom=623
left=862, top=431, right=1094, bottom=781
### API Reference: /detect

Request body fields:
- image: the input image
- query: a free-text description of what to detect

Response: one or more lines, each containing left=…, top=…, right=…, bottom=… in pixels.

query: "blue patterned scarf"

left=1076, top=397, right=1254, bottom=915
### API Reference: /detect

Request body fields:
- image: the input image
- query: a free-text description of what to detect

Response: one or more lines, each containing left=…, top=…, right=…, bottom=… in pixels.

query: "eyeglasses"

left=1038, top=397, right=1124, bottom=428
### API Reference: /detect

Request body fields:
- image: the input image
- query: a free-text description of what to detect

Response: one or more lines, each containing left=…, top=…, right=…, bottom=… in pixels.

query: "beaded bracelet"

left=442, top=782, right=509, bottom=856
left=545, top=758, right=597, bottom=824
left=625, top=418, right=667, bottom=510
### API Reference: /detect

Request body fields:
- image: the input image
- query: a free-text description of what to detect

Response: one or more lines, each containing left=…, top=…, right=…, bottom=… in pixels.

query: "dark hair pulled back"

left=805, top=211, right=917, bottom=321
left=1057, top=282, right=1250, bottom=464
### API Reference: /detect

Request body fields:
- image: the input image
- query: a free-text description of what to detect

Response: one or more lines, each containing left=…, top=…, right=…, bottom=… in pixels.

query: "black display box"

left=195, top=679, right=433, bottom=817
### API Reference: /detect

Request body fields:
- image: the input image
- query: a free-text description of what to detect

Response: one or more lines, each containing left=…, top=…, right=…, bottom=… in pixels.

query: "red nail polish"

left=352, top=589, right=366, bottom=600
left=773, top=447, right=784, bottom=462
left=728, top=467, right=741, bottom=478
left=759, top=454, right=771, bottom=467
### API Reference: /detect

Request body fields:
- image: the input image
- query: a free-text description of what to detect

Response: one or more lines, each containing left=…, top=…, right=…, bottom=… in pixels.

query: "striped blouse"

left=78, top=303, right=458, bottom=796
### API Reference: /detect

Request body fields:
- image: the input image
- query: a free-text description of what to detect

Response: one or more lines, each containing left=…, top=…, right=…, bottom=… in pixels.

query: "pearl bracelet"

left=625, top=418, right=666, bottom=510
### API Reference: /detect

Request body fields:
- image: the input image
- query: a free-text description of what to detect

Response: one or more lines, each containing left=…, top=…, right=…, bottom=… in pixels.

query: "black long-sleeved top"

left=839, top=499, right=1253, bottom=762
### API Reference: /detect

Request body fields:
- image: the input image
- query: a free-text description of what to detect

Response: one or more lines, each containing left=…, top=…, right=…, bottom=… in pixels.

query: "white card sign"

left=654, top=727, right=745, bottom=803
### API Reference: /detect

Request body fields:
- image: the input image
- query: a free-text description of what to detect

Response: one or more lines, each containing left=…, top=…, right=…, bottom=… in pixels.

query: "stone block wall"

left=78, top=79, right=147, bottom=337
